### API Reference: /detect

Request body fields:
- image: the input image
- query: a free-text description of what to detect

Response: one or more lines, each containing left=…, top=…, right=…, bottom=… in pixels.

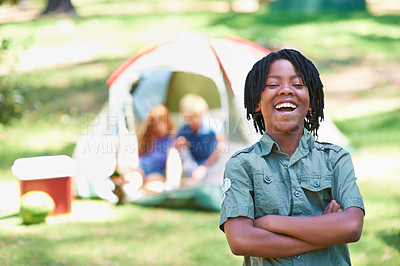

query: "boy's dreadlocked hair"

left=244, top=48, right=324, bottom=137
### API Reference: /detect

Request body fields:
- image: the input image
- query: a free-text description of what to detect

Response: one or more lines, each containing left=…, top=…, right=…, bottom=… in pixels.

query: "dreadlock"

left=244, top=48, right=324, bottom=137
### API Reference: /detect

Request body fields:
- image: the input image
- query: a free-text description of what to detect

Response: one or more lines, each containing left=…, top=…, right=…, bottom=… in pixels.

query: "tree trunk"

left=42, top=0, right=76, bottom=15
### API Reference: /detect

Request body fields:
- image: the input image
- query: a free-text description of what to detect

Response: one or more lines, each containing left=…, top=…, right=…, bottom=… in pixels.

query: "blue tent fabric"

left=132, top=184, right=222, bottom=212
left=132, top=68, right=173, bottom=121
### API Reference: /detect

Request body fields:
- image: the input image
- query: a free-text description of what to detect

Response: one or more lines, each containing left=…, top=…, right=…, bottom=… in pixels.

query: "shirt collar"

left=259, top=133, right=276, bottom=156
left=259, top=128, right=315, bottom=156
left=300, top=128, right=315, bottom=151
left=196, top=114, right=210, bottom=135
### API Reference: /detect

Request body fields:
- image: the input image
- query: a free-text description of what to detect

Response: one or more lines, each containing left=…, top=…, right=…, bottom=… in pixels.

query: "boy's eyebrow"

left=266, top=74, right=302, bottom=79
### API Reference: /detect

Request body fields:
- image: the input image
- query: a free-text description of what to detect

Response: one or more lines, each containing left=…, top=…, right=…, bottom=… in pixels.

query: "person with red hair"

left=113, top=105, right=177, bottom=203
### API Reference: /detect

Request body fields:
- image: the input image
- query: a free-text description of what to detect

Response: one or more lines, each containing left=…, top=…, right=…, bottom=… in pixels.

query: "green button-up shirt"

left=220, top=129, right=364, bottom=265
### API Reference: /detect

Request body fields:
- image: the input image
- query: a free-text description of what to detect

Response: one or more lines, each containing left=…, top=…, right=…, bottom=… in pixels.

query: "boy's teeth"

left=275, top=103, right=296, bottom=109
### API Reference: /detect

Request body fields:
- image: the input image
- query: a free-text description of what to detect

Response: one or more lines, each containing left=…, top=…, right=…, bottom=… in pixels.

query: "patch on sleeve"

left=221, top=177, right=231, bottom=205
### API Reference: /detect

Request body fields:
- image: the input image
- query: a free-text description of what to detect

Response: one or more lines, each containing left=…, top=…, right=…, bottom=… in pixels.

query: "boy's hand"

left=175, top=136, right=189, bottom=149
left=323, top=200, right=343, bottom=214
left=192, top=165, right=207, bottom=180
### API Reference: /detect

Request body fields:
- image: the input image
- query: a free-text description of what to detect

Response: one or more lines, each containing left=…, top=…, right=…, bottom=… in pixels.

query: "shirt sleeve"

left=219, top=156, right=255, bottom=232
left=203, top=114, right=224, bottom=135
left=331, top=149, right=365, bottom=214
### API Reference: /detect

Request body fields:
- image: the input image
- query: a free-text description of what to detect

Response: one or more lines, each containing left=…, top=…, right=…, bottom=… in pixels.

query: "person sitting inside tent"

left=171, top=94, right=226, bottom=185
left=113, top=104, right=177, bottom=203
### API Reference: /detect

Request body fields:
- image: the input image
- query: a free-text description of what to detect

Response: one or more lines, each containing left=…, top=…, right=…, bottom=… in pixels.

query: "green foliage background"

left=0, top=39, right=26, bottom=125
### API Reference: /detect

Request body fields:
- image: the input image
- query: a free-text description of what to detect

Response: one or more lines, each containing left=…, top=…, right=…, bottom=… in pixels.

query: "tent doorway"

left=130, top=70, right=224, bottom=128
left=166, top=72, right=221, bottom=112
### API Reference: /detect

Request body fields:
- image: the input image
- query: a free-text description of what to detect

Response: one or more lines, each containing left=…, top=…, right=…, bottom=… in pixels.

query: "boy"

left=173, top=94, right=225, bottom=182
left=220, top=49, right=364, bottom=265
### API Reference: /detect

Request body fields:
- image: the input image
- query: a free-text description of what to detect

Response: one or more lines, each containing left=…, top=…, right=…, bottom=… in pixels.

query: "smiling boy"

left=220, top=49, right=364, bottom=265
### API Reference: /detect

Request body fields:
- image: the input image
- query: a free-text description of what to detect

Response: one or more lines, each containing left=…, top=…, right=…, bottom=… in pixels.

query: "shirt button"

left=264, top=176, right=272, bottom=184
left=294, top=191, right=301, bottom=197
left=294, top=254, right=301, bottom=260
left=314, top=182, right=320, bottom=188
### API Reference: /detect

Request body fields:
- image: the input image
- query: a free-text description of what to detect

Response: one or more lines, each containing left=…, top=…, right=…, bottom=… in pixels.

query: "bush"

left=0, top=38, right=26, bottom=125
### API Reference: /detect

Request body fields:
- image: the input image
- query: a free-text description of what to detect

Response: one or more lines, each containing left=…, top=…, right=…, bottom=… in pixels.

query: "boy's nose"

left=279, top=85, right=294, bottom=95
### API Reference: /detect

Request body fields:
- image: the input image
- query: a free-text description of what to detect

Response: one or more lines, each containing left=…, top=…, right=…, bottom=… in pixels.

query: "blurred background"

left=0, top=0, right=399, bottom=265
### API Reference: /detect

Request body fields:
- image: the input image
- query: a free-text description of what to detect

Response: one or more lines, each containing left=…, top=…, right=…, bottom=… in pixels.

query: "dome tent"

left=105, top=32, right=269, bottom=145
left=72, top=33, right=349, bottom=210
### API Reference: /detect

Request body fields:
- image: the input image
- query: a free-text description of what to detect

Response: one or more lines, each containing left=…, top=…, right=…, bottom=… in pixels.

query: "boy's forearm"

left=254, top=207, right=364, bottom=245
left=203, top=148, right=220, bottom=166
left=225, top=217, right=327, bottom=258
left=203, top=135, right=225, bottom=167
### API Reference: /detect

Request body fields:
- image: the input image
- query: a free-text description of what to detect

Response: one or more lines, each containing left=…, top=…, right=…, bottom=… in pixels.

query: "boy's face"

left=184, top=113, right=202, bottom=133
left=256, top=59, right=310, bottom=136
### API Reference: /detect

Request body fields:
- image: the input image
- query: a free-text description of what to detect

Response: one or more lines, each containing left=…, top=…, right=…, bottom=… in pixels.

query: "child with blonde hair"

left=171, top=94, right=225, bottom=184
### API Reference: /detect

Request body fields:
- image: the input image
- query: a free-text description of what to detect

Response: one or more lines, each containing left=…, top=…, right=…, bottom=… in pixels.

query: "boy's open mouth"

left=274, top=102, right=297, bottom=112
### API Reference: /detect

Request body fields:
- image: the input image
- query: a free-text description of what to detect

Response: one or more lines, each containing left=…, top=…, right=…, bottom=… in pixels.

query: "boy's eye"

left=266, top=84, right=279, bottom=88
left=293, top=84, right=304, bottom=88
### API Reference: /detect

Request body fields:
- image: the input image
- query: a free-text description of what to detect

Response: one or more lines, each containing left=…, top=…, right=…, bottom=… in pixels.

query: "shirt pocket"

left=300, top=173, right=333, bottom=214
left=253, top=172, right=288, bottom=215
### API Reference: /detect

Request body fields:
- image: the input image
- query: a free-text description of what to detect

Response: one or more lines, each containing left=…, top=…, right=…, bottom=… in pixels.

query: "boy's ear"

left=255, top=103, right=261, bottom=112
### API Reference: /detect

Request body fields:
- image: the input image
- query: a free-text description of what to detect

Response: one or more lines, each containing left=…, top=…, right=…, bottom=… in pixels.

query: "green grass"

left=0, top=203, right=241, bottom=265
left=0, top=1, right=399, bottom=265
left=335, top=108, right=400, bottom=150
left=0, top=117, right=81, bottom=181
left=0, top=174, right=398, bottom=265
left=350, top=173, right=400, bottom=265
left=3, top=3, right=400, bottom=64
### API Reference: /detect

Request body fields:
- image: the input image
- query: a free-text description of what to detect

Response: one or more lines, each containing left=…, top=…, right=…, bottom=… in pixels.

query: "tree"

left=42, top=0, right=76, bottom=15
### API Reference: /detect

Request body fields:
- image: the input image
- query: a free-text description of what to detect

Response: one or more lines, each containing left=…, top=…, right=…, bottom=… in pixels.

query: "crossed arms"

left=223, top=200, right=364, bottom=258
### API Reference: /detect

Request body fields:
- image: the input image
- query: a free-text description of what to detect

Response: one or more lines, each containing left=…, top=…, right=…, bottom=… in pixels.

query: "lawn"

left=0, top=174, right=398, bottom=265
left=0, top=202, right=242, bottom=265
left=0, top=0, right=399, bottom=265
